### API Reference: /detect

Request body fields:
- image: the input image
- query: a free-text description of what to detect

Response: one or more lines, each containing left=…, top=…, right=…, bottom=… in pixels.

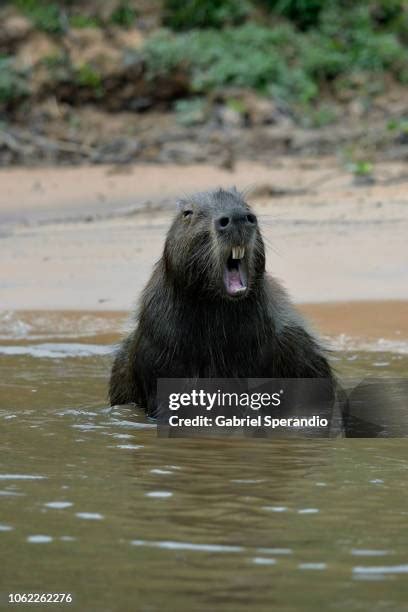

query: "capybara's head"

left=164, top=188, right=265, bottom=300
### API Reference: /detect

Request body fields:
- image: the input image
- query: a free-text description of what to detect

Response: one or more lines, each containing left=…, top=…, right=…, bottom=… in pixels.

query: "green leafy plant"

left=387, top=118, right=408, bottom=133
left=75, top=64, right=103, bottom=91
left=14, top=0, right=63, bottom=34
left=110, top=2, right=138, bottom=27
left=142, top=2, right=408, bottom=108
left=349, top=160, right=374, bottom=177
left=261, top=0, right=405, bottom=31
left=143, top=24, right=312, bottom=100
left=163, top=0, right=251, bottom=31
left=261, top=0, right=326, bottom=29
left=0, top=56, right=28, bottom=104
left=69, top=14, right=101, bottom=29
left=225, top=98, right=248, bottom=114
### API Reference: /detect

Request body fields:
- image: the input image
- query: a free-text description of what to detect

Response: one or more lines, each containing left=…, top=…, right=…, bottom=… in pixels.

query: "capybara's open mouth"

left=223, top=246, right=248, bottom=297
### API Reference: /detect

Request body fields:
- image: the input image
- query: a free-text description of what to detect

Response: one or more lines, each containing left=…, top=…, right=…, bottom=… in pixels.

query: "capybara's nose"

left=215, top=212, right=257, bottom=232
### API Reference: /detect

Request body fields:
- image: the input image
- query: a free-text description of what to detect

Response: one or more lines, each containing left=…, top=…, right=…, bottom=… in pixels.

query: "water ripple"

left=130, top=540, right=244, bottom=553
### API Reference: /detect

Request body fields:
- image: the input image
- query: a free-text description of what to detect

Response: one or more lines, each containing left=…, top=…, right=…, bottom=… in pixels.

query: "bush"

left=143, top=5, right=408, bottom=107
left=0, top=56, right=28, bottom=104
left=163, top=0, right=251, bottom=31
left=75, top=64, right=103, bottom=91
left=307, top=4, right=407, bottom=77
left=260, top=0, right=406, bottom=31
left=69, top=14, right=100, bottom=29
left=14, top=0, right=63, bottom=34
left=143, top=24, right=315, bottom=101
left=110, top=2, right=138, bottom=27
left=261, top=0, right=326, bottom=29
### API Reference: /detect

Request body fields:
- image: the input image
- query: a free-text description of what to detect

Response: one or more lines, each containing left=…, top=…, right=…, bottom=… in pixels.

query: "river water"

left=1, top=310, right=407, bottom=611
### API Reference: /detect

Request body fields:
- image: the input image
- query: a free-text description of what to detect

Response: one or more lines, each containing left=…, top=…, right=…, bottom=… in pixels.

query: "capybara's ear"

left=176, top=198, right=195, bottom=214
left=176, top=198, right=187, bottom=212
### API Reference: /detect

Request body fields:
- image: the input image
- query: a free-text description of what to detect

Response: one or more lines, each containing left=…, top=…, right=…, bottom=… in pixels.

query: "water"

left=1, top=312, right=408, bottom=611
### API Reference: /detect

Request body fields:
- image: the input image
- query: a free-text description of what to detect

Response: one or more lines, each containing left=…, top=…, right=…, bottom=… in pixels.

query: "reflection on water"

left=1, top=311, right=408, bottom=611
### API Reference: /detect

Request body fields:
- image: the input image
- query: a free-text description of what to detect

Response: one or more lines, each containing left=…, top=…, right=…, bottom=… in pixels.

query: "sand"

left=1, top=158, right=407, bottom=336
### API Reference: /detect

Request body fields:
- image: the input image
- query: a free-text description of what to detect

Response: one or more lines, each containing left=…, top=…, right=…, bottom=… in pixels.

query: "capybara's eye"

left=246, top=213, right=257, bottom=225
left=183, top=210, right=193, bottom=218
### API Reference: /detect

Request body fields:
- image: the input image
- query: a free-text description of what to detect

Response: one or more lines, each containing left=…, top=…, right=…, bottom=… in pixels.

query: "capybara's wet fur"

left=110, top=188, right=333, bottom=414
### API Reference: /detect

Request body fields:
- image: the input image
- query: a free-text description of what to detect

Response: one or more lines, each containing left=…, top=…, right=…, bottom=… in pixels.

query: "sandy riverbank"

left=0, top=158, right=407, bottom=314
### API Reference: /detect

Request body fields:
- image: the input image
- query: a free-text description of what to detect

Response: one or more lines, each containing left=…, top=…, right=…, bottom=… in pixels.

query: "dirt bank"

left=1, top=2, right=407, bottom=167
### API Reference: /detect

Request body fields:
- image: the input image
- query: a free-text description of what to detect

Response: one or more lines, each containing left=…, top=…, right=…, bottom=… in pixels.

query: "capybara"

left=109, top=188, right=333, bottom=414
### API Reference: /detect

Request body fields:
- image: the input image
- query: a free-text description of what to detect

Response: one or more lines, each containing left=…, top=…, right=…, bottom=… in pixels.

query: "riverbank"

left=1, top=158, right=407, bottom=312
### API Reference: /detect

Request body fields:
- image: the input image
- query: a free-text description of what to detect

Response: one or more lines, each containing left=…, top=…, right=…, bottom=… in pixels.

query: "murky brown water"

left=1, top=310, right=408, bottom=611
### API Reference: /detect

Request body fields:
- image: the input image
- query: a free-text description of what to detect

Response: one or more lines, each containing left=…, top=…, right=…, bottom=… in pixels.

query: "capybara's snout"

left=214, top=208, right=257, bottom=247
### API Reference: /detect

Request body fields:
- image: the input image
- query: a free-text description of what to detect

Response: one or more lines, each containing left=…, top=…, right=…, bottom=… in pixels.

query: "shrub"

left=163, top=0, right=251, bottom=31
left=0, top=56, right=28, bottom=104
left=110, top=2, right=138, bottom=27
left=260, top=0, right=326, bottom=29
left=14, top=0, right=63, bottom=34
left=143, top=24, right=313, bottom=99
left=69, top=14, right=100, bottom=29
left=143, top=8, right=408, bottom=107
left=75, top=64, right=103, bottom=91
left=260, top=0, right=406, bottom=31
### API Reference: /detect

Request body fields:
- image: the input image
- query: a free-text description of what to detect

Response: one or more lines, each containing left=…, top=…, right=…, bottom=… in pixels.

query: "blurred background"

left=0, top=0, right=407, bottom=172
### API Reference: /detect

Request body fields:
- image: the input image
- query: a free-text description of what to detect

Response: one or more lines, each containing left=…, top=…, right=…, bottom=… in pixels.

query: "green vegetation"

left=163, top=0, right=407, bottom=33
left=14, top=0, right=63, bottom=34
left=143, top=24, right=317, bottom=103
left=75, top=64, right=103, bottom=91
left=225, top=98, right=248, bottom=115
left=13, top=0, right=138, bottom=31
left=260, top=0, right=404, bottom=30
left=342, top=145, right=376, bottom=179
left=163, top=0, right=250, bottom=30
left=110, top=2, right=138, bottom=28
left=3, top=0, right=407, bottom=115
left=350, top=160, right=374, bottom=177
left=69, top=14, right=100, bottom=29
left=260, top=0, right=327, bottom=30
left=387, top=117, right=408, bottom=134
left=0, top=56, right=28, bottom=103
left=143, top=2, right=408, bottom=107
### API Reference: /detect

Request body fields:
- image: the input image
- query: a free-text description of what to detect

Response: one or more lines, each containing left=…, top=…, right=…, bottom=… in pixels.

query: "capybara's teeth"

left=232, top=246, right=245, bottom=259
